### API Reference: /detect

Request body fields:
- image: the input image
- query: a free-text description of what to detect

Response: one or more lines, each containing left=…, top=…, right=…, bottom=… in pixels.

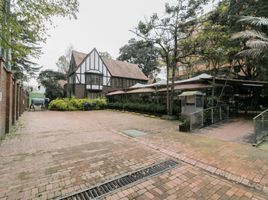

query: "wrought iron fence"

left=253, top=109, right=268, bottom=144
left=185, top=105, right=229, bottom=132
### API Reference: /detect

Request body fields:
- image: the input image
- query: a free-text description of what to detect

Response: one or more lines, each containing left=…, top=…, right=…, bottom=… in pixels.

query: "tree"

left=38, top=70, right=66, bottom=100
left=99, top=51, right=112, bottom=59
left=56, top=44, right=74, bottom=75
left=56, top=56, right=69, bottom=75
left=232, top=16, right=268, bottom=58
left=212, top=0, right=268, bottom=80
left=118, top=38, right=160, bottom=76
left=232, top=16, right=268, bottom=80
left=227, top=0, right=268, bottom=20
left=133, top=0, right=209, bottom=115
left=0, top=0, right=79, bottom=80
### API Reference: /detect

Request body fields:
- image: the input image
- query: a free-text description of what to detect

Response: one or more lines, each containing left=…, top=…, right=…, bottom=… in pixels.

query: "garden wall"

left=0, top=57, right=27, bottom=138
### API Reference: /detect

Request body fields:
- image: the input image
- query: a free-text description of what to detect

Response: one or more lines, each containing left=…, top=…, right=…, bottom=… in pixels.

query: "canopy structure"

left=126, top=88, right=155, bottom=94
left=106, top=90, right=125, bottom=96
left=129, top=83, right=147, bottom=89
left=202, top=77, right=268, bottom=88
left=179, top=91, right=204, bottom=97
left=157, top=83, right=211, bottom=92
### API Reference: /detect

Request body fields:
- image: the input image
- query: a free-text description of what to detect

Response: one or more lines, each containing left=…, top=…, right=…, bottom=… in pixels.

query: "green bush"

left=107, top=102, right=168, bottom=115
left=48, top=97, right=107, bottom=111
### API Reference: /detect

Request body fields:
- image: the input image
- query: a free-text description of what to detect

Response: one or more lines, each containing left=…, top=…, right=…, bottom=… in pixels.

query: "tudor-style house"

left=67, top=48, right=148, bottom=98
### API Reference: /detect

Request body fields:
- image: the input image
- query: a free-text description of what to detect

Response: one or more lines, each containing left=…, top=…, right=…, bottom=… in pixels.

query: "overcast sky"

left=29, top=0, right=218, bottom=87
left=35, top=0, right=175, bottom=71
left=35, top=0, right=220, bottom=68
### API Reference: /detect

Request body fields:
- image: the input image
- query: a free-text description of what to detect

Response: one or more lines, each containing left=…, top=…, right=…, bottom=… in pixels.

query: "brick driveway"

left=0, top=110, right=267, bottom=200
left=193, top=118, right=255, bottom=144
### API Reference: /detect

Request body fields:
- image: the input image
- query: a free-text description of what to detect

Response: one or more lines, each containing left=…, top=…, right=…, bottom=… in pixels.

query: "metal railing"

left=253, top=109, right=268, bottom=144
left=186, top=105, right=229, bottom=132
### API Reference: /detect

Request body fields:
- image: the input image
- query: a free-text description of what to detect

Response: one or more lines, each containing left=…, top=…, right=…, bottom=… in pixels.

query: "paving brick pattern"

left=193, top=118, right=254, bottom=144
left=104, top=165, right=266, bottom=200
left=0, top=110, right=267, bottom=200
left=137, top=132, right=268, bottom=194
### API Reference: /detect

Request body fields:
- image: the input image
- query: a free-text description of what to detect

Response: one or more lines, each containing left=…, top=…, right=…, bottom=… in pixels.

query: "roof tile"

left=102, top=58, right=148, bottom=80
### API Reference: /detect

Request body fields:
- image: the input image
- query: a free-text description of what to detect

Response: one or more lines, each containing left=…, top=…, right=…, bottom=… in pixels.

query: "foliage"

left=0, top=0, right=79, bottom=80
left=231, top=16, right=268, bottom=80
left=214, top=0, right=268, bottom=80
left=227, top=0, right=268, bottom=20
left=118, top=38, right=160, bottom=76
left=48, top=97, right=107, bottom=111
left=108, top=102, right=180, bottom=115
left=56, top=44, right=74, bottom=75
left=37, top=70, right=66, bottom=100
left=99, top=51, right=112, bottom=59
left=192, top=22, right=233, bottom=75
left=232, top=16, right=268, bottom=58
left=132, top=0, right=209, bottom=115
left=179, top=1, right=239, bottom=78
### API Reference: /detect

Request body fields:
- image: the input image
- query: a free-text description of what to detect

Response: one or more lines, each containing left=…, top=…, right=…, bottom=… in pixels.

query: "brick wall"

left=75, top=84, right=85, bottom=98
left=0, top=58, right=7, bottom=136
left=0, top=57, right=27, bottom=137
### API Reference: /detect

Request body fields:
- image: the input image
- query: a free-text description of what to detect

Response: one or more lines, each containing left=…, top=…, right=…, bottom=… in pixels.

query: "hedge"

left=48, top=97, right=107, bottom=111
left=107, top=102, right=180, bottom=115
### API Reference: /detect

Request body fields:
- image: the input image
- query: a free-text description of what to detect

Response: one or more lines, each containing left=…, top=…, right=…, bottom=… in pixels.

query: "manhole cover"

left=58, top=159, right=179, bottom=200
left=121, top=129, right=147, bottom=137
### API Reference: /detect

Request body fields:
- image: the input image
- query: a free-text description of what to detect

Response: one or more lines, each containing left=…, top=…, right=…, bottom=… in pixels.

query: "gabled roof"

left=70, top=49, right=148, bottom=81
left=102, top=58, right=148, bottom=81
left=72, top=50, right=87, bottom=67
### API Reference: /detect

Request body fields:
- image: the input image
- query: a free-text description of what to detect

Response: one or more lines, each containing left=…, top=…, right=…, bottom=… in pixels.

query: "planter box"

left=179, top=124, right=190, bottom=132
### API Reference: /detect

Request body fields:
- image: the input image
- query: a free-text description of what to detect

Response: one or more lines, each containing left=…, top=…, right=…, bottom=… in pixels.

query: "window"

left=114, top=78, right=122, bottom=88
left=86, top=73, right=103, bottom=85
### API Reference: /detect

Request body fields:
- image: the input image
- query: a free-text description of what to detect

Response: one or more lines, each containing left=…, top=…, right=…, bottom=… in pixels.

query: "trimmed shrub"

left=108, top=101, right=180, bottom=115
left=48, top=97, right=107, bottom=111
left=107, top=102, right=169, bottom=115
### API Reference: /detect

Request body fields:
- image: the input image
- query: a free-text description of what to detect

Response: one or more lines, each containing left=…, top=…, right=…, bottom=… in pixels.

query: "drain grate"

left=121, top=129, right=147, bottom=137
left=58, top=159, right=179, bottom=200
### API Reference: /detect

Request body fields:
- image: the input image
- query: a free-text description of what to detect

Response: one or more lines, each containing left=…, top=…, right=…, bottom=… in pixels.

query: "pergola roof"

left=179, top=91, right=204, bottom=97
left=106, top=90, right=125, bottom=96
left=202, top=77, right=268, bottom=88
left=157, top=83, right=212, bottom=92
left=126, top=88, right=155, bottom=94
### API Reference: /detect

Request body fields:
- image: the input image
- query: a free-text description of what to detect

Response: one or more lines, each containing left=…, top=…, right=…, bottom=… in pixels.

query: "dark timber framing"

left=67, top=48, right=148, bottom=98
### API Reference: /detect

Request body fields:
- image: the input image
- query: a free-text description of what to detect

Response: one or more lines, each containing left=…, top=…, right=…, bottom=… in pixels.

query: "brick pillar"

left=22, top=90, right=25, bottom=112
left=19, top=86, right=23, bottom=115
left=16, top=83, right=19, bottom=120
left=5, top=71, right=12, bottom=133
left=12, top=80, right=15, bottom=125
left=19, top=86, right=21, bottom=116
left=0, top=57, right=5, bottom=136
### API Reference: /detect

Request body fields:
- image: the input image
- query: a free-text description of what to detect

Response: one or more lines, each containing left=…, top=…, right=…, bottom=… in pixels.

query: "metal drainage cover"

left=58, top=159, right=179, bottom=200
left=121, top=129, right=147, bottom=137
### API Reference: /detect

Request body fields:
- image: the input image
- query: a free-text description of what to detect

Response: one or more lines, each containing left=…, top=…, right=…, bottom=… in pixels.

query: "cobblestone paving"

left=0, top=110, right=267, bottom=200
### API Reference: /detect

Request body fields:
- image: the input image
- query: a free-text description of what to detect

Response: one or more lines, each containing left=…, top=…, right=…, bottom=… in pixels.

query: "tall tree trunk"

left=170, top=64, right=176, bottom=115
left=166, top=56, right=171, bottom=115
left=170, top=26, right=178, bottom=116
